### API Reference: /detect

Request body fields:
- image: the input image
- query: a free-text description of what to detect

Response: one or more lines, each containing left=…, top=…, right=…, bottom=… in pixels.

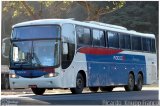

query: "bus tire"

left=70, top=73, right=84, bottom=94
left=31, top=88, right=46, bottom=95
left=125, top=73, right=135, bottom=91
left=134, top=74, right=143, bottom=91
left=89, top=87, right=99, bottom=92
left=100, top=86, right=113, bottom=92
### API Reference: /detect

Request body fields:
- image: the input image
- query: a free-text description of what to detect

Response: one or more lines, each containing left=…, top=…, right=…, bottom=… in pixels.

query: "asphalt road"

left=1, top=90, right=159, bottom=105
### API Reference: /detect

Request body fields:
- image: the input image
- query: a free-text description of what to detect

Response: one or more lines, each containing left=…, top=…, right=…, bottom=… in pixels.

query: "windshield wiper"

left=32, top=52, right=42, bottom=67
left=14, top=61, right=30, bottom=69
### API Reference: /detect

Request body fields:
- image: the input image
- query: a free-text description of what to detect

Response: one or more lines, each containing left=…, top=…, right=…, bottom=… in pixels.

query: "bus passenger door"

left=61, top=23, right=76, bottom=87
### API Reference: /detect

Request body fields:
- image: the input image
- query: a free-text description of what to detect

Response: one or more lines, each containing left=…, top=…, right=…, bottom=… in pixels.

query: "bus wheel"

left=89, top=87, right=99, bottom=92
left=134, top=74, right=143, bottom=91
left=31, top=88, right=46, bottom=95
left=70, top=73, right=84, bottom=94
left=100, top=86, right=113, bottom=92
left=125, top=73, right=135, bottom=91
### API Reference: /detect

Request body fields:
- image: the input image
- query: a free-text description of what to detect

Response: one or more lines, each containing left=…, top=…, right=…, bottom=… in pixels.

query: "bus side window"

left=151, top=39, right=156, bottom=53
left=131, top=36, right=142, bottom=51
left=119, top=33, right=125, bottom=49
left=92, top=29, right=105, bottom=47
left=105, top=31, right=108, bottom=47
left=93, top=29, right=99, bottom=46
left=76, top=26, right=91, bottom=47
left=142, top=37, right=151, bottom=52
left=125, top=35, right=131, bottom=50
left=108, top=31, right=119, bottom=48
left=99, top=31, right=105, bottom=47
left=119, top=33, right=131, bottom=50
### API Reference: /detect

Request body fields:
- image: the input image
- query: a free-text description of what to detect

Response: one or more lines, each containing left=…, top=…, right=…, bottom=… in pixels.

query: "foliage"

left=2, top=1, right=125, bottom=21
left=77, top=1, right=125, bottom=21
left=2, top=1, right=73, bottom=19
left=3, top=1, right=36, bottom=18
left=102, top=2, right=158, bottom=35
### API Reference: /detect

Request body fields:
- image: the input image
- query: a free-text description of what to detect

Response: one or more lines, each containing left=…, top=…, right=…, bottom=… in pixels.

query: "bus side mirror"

left=63, top=43, right=68, bottom=55
left=2, top=37, right=10, bottom=58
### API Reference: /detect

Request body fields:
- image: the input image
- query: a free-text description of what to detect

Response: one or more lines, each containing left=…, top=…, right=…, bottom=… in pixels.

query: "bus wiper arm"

left=14, top=61, right=29, bottom=69
left=32, top=53, right=42, bottom=67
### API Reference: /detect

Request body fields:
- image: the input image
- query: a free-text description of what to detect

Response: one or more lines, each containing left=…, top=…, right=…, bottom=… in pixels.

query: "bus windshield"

left=12, top=40, right=59, bottom=68
left=12, top=25, right=60, bottom=39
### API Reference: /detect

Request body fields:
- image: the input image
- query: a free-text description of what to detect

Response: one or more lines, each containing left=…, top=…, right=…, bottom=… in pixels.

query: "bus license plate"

left=29, top=85, right=37, bottom=88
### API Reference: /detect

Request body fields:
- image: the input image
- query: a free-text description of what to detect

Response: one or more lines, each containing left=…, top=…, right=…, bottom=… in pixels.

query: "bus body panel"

left=76, top=47, right=147, bottom=87
left=120, top=51, right=157, bottom=84
left=145, top=53, right=157, bottom=84
left=9, top=67, right=64, bottom=88
left=9, top=53, right=88, bottom=89
left=10, top=50, right=157, bottom=89
left=61, top=53, right=88, bottom=88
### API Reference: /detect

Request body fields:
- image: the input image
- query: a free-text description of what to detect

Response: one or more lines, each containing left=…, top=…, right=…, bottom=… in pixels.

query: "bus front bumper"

left=9, top=77, right=62, bottom=89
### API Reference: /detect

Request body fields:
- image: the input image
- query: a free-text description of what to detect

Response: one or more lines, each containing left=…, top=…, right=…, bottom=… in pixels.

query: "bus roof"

left=13, top=19, right=155, bottom=38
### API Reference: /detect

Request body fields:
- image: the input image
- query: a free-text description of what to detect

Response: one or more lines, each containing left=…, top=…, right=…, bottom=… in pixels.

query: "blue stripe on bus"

left=15, top=70, right=47, bottom=78
left=86, top=54, right=146, bottom=86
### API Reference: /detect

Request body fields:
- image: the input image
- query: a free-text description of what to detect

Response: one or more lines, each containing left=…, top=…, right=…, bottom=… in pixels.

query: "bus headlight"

left=48, top=73, right=54, bottom=77
left=44, top=72, right=58, bottom=78
left=9, top=74, right=19, bottom=78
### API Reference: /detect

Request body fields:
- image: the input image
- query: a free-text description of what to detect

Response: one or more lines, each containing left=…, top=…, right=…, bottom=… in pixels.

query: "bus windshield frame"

left=12, top=25, right=60, bottom=40
left=10, top=25, right=61, bottom=69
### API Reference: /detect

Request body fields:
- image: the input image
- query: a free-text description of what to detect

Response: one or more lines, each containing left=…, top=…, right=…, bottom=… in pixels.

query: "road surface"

left=1, top=90, right=159, bottom=105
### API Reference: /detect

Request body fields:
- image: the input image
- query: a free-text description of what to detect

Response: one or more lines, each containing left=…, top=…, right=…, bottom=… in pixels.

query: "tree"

left=77, top=1, right=125, bottom=21
left=20, top=1, right=40, bottom=19
left=102, top=1, right=158, bottom=36
left=2, top=1, right=73, bottom=19
left=3, top=1, right=125, bottom=21
left=3, top=1, right=38, bottom=19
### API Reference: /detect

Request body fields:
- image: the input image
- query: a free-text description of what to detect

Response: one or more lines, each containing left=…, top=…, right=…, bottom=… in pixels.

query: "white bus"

left=9, top=19, right=157, bottom=95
